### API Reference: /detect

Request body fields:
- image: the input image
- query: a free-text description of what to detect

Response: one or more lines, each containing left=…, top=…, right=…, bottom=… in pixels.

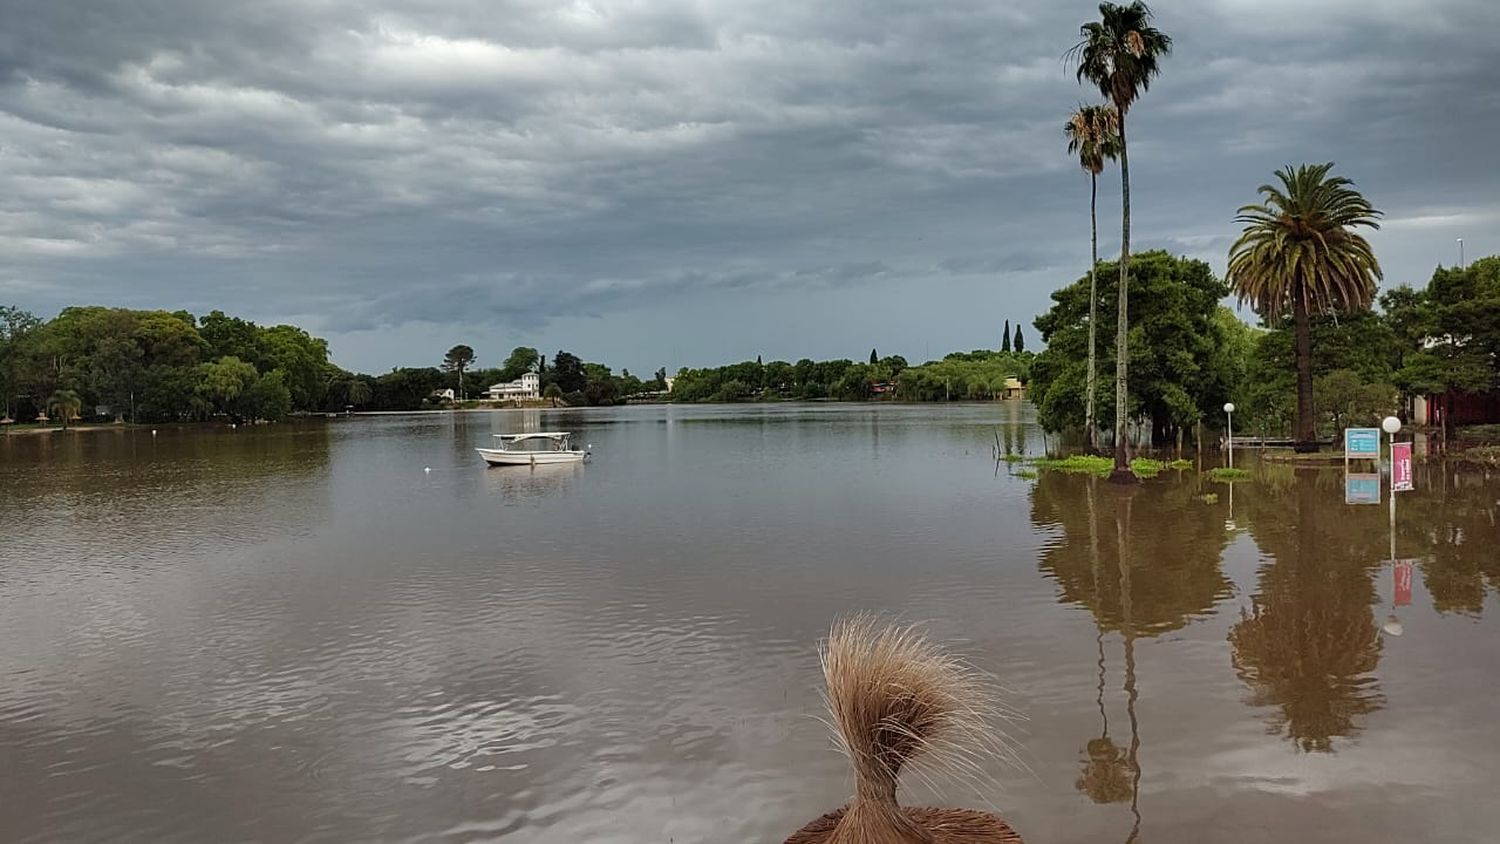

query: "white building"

left=487, top=372, right=540, bottom=401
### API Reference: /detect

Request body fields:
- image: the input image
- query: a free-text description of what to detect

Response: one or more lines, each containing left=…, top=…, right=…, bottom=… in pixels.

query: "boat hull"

left=475, top=447, right=587, bottom=466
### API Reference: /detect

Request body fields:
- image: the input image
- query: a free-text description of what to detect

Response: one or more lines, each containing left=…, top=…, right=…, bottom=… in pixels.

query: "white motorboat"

left=476, top=432, right=590, bottom=466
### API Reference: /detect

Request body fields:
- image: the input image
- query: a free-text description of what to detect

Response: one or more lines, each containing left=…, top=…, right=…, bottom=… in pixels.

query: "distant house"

left=1002, top=377, right=1026, bottom=400
left=487, top=372, right=540, bottom=402
left=431, top=388, right=456, bottom=402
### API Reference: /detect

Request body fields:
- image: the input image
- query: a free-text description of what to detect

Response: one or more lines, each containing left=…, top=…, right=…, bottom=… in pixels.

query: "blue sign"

left=1345, top=472, right=1381, bottom=505
left=1344, top=427, right=1381, bottom=458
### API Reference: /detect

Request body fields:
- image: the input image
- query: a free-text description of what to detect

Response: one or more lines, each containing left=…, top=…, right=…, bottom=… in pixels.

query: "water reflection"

left=1398, top=470, right=1500, bottom=614
left=1071, top=483, right=1147, bottom=843
left=1033, top=474, right=1234, bottom=635
left=1228, top=476, right=1384, bottom=752
left=481, top=462, right=584, bottom=501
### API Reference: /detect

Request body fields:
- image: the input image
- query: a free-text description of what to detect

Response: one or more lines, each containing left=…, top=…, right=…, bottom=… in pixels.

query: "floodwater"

left=2, top=403, right=1498, bottom=843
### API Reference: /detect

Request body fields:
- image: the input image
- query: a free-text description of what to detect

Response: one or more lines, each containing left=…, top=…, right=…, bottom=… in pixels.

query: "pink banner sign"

left=1392, top=441, right=1413, bottom=492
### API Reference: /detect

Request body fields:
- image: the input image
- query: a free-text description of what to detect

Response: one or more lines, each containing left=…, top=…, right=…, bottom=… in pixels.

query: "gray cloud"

left=1, top=0, right=1497, bottom=372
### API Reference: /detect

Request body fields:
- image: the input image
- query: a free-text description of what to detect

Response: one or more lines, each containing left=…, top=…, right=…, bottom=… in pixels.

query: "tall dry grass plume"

left=784, top=617, right=1024, bottom=844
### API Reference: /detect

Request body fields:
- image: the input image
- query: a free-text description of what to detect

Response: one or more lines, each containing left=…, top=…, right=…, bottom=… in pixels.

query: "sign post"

left=1344, top=427, right=1381, bottom=467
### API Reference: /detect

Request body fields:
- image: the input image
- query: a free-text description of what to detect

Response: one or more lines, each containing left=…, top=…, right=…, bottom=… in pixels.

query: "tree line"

left=668, top=349, right=1034, bottom=403
left=0, top=305, right=671, bottom=424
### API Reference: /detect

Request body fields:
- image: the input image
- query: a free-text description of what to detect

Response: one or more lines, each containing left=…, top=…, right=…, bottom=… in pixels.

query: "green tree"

left=240, top=370, right=292, bottom=420
left=1065, top=103, right=1121, bottom=449
left=582, top=362, right=619, bottom=405
left=500, top=346, right=540, bottom=380
left=1031, top=252, right=1231, bottom=444
left=261, top=324, right=331, bottom=411
left=197, top=356, right=259, bottom=419
left=764, top=360, right=795, bottom=394
left=1014, top=324, right=1026, bottom=353
left=1069, top=0, right=1172, bottom=478
left=550, top=350, right=586, bottom=394
left=442, top=344, right=476, bottom=400
left=199, top=310, right=266, bottom=366
left=1386, top=259, right=1500, bottom=430
left=869, top=348, right=878, bottom=365
left=47, top=389, right=82, bottom=429
left=0, top=306, right=42, bottom=420
left=1226, top=163, right=1383, bottom=451
left=543, top=382, right=563, bottom=407
left=1002, top=320, right=1012, bottom=352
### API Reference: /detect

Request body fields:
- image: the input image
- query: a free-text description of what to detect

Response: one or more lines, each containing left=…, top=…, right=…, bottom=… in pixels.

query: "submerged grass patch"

left=1029, top=454, right=1182, bottom=479
left=1168, top=458, right=1194, bottom=470
left=1029, top=454, right=1114, bottom=477
left=1002, top=453, right=1026, bottom=463
left=1207, top=467, right=1251, bottom=482
left=1198, top=493, right=1220, bottom=504
left=1130, top=458, right=1165, bottom=478
left=1015, top=468, right=1039, bottom=479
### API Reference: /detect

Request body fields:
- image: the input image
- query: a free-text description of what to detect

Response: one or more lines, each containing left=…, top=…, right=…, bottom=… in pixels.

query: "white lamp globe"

left=1382, top=416, right=1402, bottom=435
left=1224, top=403, right=1235, bottom=414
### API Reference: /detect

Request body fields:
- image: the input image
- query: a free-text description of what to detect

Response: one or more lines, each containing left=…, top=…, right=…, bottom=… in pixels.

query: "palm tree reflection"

left=1228, top=475, right=1384, bottom=752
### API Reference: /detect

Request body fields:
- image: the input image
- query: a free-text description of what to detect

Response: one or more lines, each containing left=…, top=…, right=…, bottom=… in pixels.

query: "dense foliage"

left=0, top=306, right=318, bottom=423
left=1030, top=252, right=1500, bottom=443
left=1031, top=251, right=1239, bottom=444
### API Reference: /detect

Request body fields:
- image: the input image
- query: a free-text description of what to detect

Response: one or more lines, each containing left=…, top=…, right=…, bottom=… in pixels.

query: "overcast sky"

left=1, top=1, right=1497, bottom=374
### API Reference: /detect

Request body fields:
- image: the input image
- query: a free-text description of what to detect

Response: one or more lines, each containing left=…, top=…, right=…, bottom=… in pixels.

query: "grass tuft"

left=1030, top=454, right=1114, bottom=477
left=1207, top=467, right=1251, bottom=482
left=1168, top=458, right=1193, bottom=470
left=1015, top=468, right=1038, bottom=479
left=1130, top=458, right=1164, bottom=478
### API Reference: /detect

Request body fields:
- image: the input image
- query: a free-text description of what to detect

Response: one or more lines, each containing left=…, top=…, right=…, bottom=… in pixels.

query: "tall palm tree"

left=48, top=389, right=81, bottom=430
left=1226, top=163, right=1382, bottom=452
left=1069, top=2, right=1171, bottom=480
left=1065, top=104, right=1121, bottom=449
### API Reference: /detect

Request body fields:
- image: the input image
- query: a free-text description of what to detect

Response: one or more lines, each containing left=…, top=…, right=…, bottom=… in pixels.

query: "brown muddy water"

left=2, top=403, right=1497, bottom=843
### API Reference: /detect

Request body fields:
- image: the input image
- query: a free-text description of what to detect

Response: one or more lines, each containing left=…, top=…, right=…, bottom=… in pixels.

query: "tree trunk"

left=1293, top=283, right=1318, bottom=452
left=1110, top=114, right=1134, bottom=483
left=1086, top=172, right=1099, bottom=451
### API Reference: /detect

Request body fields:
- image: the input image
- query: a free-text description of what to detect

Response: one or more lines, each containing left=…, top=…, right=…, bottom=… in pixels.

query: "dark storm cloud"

left=1, top=0, right=1497, bottom=370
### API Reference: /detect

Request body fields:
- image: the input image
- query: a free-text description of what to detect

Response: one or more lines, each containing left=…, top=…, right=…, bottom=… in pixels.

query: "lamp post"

left=1457, top=238, right=1464, bottom=268
left=1383, top=415, right=1401, bottom=561
left=1223, top=402, right=1235, bottom=468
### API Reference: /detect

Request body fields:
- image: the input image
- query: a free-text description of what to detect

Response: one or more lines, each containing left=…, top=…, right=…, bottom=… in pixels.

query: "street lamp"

left=1383, top=415, right=1401, bottom=560
left=1457, top=238, right=1464, bottom=267
left=1223, top=402, right=1236, bottom=468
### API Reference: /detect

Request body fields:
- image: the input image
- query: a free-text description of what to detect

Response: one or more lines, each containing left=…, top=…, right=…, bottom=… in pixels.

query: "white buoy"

left=151, top=429, right=158, bottom=436
left=424, top=467, right=431, bottom=473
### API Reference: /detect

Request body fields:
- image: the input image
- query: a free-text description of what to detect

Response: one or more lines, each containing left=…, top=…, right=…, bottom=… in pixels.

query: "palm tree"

left=1065, top=104, right=1121, bottom=450
left=1069, top=2, right=1171, bottom=479
left=1226, top=163, right=1382, bottom=452
left=48, top=389, right=81, bottom=430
